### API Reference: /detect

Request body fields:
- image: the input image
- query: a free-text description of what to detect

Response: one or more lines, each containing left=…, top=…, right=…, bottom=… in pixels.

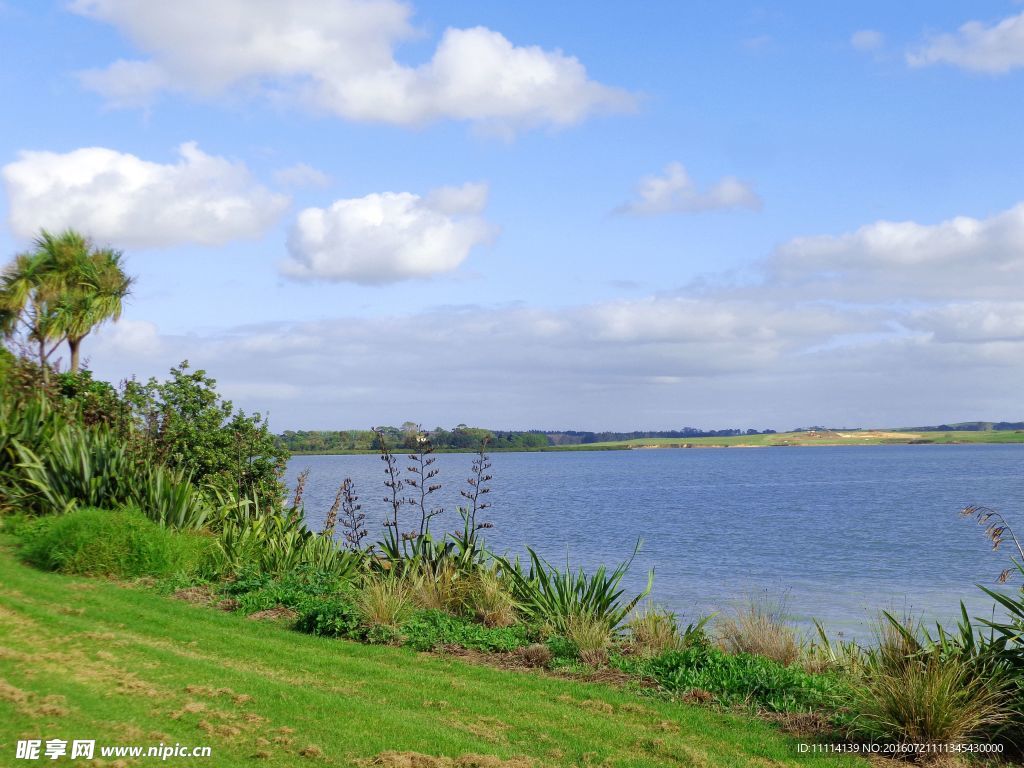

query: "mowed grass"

left=572, top=430, right=1024, bottom=450
left=0, top=539, right=865, bottom=767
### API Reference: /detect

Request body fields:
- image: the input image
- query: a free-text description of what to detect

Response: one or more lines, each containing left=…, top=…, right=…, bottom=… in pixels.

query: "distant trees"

left=0, top=229, right=133, bottom=374
left=277, top=427, right=554, bottom=453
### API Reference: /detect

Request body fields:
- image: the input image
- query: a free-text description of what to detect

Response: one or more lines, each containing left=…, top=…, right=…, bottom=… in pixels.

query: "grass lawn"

left=0, top=538, right=865, bottom=767
left=0, top=540, right=864, bottom=768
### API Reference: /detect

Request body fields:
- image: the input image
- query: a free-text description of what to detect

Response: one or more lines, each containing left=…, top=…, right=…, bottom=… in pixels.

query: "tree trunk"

left=69, top=336, right=82, bottom=373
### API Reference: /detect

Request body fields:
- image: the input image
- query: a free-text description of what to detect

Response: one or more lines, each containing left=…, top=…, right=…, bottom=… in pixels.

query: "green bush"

left=620, top=645, right=845, bottom=713
left=20, top=506, right=213, bottom=579
left=401, top=610, right=530, bottom=653
left=545, top=634, right=579, bottom=661
left=121, top=361, right=287, bottom=508
left=295, top=597, right=363, bottom=639
left=223, top=565, right=351, bottom=615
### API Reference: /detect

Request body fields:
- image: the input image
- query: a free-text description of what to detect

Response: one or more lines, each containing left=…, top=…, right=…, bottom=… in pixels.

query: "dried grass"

left=357, top=577, right=414, bottom=627
left=716, top=597, right=799, bottom=666
left=566, top=613, right=611, bottom=667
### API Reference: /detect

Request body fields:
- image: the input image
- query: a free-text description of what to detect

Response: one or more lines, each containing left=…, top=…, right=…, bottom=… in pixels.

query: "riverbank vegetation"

left=2, top=232, right=1023, bottom=764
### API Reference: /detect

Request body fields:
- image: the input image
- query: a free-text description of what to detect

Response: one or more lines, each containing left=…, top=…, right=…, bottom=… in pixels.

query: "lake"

left=286, top=444, right=1024, bottom=640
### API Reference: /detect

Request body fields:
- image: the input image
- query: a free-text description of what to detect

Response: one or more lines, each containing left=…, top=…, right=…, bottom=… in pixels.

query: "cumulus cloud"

left=2, top=142, right=289, bottom=247
left=907, top=11, right=1024, bottom=73
left=767, top=202, right=1024, bottom=299
left=850, top=29, right=884, bottom=51
left=617, top=162, right=761, bottom=216
left=69, top=0, right=634, bottom=132
left=282, top=182, right=493, bottom=283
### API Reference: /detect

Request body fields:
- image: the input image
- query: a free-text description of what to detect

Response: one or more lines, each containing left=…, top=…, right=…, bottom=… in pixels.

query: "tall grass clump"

left=211, top=486, right=363, bottom=580
left=20, top=506, right=213, bottom=579
left=846, top=615, right=1013, bottom=745
left=628, top=604, right=711, bottom=657
left=410, top=561, right=466, bottom=613
left=356, top=576, right=415, bottom=628
left=566, top=612, right=612, bottom=666
left=717, top=594, right=800, bottom=667
left=466, top=567, right=517, bottom=627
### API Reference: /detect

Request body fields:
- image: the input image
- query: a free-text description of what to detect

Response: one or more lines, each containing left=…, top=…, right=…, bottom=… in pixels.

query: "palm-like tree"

left=0, top=229, right=133, bottom=373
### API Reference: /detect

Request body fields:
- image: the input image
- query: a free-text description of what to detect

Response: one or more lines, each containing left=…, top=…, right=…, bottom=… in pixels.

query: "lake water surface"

left=287, top=445, right=1023, bottom=639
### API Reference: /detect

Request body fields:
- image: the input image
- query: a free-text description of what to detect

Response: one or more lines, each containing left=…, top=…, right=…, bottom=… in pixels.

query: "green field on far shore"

left=286, top=429, right=1024, bottom=455
left=571, top=429, right=1024, bottom=450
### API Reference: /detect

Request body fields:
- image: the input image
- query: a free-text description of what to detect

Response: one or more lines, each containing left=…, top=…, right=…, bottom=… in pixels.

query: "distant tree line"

left=914, top=421, right=1024, bottom=432
left=276, top=425, right=780, bottom=453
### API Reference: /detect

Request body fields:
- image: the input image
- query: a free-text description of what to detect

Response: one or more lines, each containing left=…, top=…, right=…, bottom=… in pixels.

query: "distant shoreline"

left=287, top=431, right=1024, bottom=456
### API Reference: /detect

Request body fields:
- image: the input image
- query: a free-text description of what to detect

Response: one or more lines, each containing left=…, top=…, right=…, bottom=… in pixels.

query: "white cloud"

left=766, top=202, right=1024, bottom=300
left=282, top=183, right=493, bottom=283
left=2, top=142, right=289, bottom=248
left=273, top=162, right=331, bottom=189
left=76, top=59, right=170, bottom=109
left=850, top=29, right=884, bottom=51
left=908, top=302, right=1024, bottom=343
left=69, top=0, right=634, bottom=132
left=908, top=11, right=1024, bottom=73
left=86, top=296, right=878, bottom=428
left=618, top=162, right=761, bottom=216
left=84, top=287, right=1024, bottom=431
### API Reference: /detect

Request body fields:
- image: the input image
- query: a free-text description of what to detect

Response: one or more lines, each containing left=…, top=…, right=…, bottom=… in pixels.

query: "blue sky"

left=1, top=1, right=1023, bottom=431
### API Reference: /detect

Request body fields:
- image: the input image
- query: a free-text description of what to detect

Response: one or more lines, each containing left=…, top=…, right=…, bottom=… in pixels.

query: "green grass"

left=0, top=537, right=865, bottom=767
left=572, top=429, right=1024, bottom=450
left=18, top=506, right=213, bottom=579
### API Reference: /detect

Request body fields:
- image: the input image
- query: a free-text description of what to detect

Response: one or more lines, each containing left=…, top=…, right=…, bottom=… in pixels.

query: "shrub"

left=20, top=506, right=213, bottom=579
left=11, top=420, right=211, bottom=529
left=121, top=361, right=287, bottom=508
left=545, top=634, right=578, bottom=662
left=498, top=542, right=652, bottom=635
left=356, top=577, right=414, bottom=628
left=401, top=610, right=530, bottom=653
left=716, top=596, right=800, bottom=667
left=622, top=644, right=844, bottom=712
left=225, top=565, right=351, bottom=615
left=295, top=597, right=363, bottom=639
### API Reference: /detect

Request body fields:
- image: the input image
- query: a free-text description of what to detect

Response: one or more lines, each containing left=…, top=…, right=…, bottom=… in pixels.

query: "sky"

left=1, top=1, right=1023, bottom=432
